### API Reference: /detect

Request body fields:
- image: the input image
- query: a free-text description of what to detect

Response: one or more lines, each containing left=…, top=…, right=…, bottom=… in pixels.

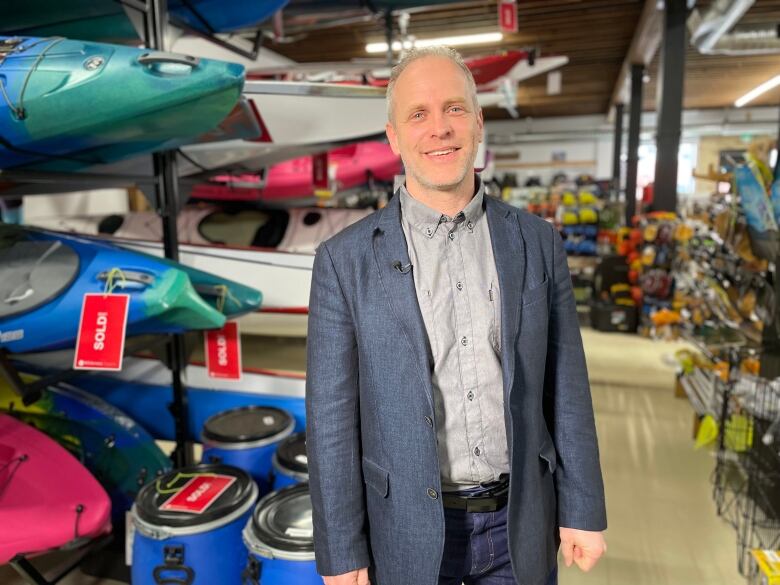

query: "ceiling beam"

left=608, top=0, right=663, bottom=115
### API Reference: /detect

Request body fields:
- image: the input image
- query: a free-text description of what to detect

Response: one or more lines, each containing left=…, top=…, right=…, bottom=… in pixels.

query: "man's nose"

left=429, top=112, right=453, bottom=139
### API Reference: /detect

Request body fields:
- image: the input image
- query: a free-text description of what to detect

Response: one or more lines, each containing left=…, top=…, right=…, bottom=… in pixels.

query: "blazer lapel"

left=372, top=195, right=435, bottom=409
left=486, top=198, right=526, bottom=397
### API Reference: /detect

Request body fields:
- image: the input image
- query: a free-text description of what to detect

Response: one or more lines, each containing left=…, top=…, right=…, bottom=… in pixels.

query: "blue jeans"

left=438, top=504, right=558, bottom=585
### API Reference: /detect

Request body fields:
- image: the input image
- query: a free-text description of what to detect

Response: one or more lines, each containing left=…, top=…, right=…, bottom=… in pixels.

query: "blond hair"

left=386, top=46, right=479, bottom=123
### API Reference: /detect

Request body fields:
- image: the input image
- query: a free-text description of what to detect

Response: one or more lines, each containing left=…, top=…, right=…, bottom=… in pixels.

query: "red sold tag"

left=73, top=293, right=129, bottom=371
left=204, top=321, right=242, bottom=380
left=312, top=152, right=329, bottom=190
left=499, top=0, right=518, bottom=33
left=159, top=474, right=236, bottom=514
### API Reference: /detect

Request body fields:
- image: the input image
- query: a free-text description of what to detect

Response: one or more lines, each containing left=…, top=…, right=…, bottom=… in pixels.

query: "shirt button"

left=456, top=282, right=463, bottom=291
left=424, top=415, right=433, bottom=427
left=448, top=232, right=455, bottom=241
left=467, top=391, right=474, bottom=401
left=467, top=221, right=474, bottom=230
left=461, top=336, right=468, bottom=346
left=474, top=447, right=481, bottom=456
left=427, top=488, right=438, bottom=500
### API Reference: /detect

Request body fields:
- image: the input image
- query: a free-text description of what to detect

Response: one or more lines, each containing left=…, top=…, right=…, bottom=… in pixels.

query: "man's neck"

left=405, top=174, right=476, bottom=217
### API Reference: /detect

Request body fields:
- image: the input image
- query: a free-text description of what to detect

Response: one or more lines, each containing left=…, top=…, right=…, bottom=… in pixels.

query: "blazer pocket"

left=362, top=456, right=389, bottom=498
left=539, top=435, right=557, bottom=474
left=522, top=274, right=548, bottom=307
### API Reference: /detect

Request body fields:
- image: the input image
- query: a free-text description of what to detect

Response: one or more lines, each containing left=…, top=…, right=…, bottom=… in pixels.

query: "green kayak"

left=0, top=35, right=244, bottom=171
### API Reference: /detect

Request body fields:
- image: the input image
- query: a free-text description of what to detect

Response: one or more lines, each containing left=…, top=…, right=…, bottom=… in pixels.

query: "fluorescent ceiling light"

left=735, top=75, right=780, bottom=108
left=366, top=32, right=503, bottom=54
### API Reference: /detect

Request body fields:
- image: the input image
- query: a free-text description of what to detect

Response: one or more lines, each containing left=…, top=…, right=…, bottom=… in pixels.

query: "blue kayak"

left=15, top=353, right=306, bottom=441
left=0, top=35, right=244, bottom=171
left=0, top=1, right=289, bottom=40
left=0, top=376, right=172, bottom=521
left=0, top=225, right=262, bottom=353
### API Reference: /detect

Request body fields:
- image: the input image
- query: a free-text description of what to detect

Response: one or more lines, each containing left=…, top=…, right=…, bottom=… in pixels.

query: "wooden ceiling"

left=268, top=0, right=780, bottom=119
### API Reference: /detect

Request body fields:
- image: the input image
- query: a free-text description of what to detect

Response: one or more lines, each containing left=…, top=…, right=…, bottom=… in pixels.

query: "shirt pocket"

left=489, top=280, right=501, bottom=352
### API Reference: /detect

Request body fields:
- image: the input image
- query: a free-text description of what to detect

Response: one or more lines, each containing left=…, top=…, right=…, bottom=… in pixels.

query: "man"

left=306, top=46, right=607, bottom=585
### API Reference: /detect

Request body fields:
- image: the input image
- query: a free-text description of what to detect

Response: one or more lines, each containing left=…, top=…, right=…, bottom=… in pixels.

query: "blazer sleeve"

left=543, top=226, right=607, bottom=531
left=305, top=242, right=370, bottom=576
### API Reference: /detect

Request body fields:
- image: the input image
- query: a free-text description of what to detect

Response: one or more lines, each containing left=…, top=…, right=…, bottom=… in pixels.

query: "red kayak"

left=0, top=413, right=111, bottom=563
left=191, top=141, right=401, bottom=202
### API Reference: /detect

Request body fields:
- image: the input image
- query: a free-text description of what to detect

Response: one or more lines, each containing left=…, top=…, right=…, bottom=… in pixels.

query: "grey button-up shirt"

left=399, top=180, right=510, bottom=492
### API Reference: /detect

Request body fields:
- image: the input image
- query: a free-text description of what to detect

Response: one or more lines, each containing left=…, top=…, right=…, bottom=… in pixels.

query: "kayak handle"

left=97, top=270, right=154, bottom=287
left=138, top=52, right=200, bottom=68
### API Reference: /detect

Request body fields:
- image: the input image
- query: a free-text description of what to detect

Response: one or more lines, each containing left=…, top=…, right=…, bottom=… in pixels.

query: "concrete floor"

left=0, top=329, right=746, bottom=584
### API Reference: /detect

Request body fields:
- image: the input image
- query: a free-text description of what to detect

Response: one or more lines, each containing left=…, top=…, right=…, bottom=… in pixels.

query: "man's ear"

left=477, top=107, right=484, bottom=144
left=386, top=121, right=401, bottom=155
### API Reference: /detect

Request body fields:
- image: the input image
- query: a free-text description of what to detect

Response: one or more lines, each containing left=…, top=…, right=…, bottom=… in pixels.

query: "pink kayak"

left=0, top=413, right=111, bottom=563
left=191, top=140, right=401, bottom=202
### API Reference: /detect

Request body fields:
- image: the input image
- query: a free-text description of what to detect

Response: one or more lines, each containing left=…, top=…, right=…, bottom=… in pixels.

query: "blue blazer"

left=305, top=193, right=606, bottom=585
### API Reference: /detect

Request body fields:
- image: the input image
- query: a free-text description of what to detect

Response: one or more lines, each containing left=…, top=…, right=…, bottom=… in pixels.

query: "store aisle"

left=561, top=330, right=743, bottom=585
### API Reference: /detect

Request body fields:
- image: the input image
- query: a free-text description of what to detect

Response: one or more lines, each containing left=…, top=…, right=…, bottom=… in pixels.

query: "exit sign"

left=499, top=0, right=518, bottom=33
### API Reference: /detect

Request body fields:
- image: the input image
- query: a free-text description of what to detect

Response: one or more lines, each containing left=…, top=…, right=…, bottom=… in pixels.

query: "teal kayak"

left=0, top=1, right=289, bottom=41
left=0, top=36, right=244, bottom=171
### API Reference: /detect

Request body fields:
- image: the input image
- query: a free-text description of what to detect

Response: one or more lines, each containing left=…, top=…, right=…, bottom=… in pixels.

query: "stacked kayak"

left=191, top=141, right=401, bottom=202
left=29, top=205, right=371, bottom=335
left=0, top=412, right=111, bottom=563
left=0, top=35, right=244, bottom=171
left=0, top=224, right=262, bottom=353
left=0, top=375, right=171, bottom=521
left=16, top=352, right=306, bottom=441
left=0, top=0, right=289, bottom=41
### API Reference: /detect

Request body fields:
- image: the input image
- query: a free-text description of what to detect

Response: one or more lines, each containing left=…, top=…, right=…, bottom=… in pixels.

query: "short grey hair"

left=386, top=46, right=479, bottom=123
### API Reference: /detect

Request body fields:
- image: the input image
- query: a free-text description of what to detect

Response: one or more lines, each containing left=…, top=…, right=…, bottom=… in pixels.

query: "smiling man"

left=306, top=46, right=607, bottom=585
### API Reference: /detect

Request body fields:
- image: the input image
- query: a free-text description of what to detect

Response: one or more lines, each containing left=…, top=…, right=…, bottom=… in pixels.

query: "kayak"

left=28, top=205, right=371, bottom=336
left=0, top=412, right=111, bottom=563
left=0, top=376, right=171, bottom=521
left=15, top=352, right=306, bottom=442
left=178, top=81, right=386, bottom=173
left=0, top=36, right=244, bottom=171
left=0, top=225, right=262, bottom=353
left=0, top=0, right=288, bottom=41
left=191, top=141, right=401, bottom=202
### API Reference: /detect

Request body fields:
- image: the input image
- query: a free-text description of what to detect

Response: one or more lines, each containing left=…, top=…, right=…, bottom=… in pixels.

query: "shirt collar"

left=399, top=176, right=485, bottom=238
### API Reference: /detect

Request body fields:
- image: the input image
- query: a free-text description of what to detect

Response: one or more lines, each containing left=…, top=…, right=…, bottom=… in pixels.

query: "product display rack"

left=0, top=2, right=205, bottom=582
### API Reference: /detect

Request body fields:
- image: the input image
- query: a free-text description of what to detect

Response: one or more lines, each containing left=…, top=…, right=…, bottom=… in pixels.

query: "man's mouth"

left=425, top=147, right=460, bottom=157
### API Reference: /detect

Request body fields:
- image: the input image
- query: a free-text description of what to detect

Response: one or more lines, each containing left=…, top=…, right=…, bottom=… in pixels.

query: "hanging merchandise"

left=734, top=163, right=779, bottom=260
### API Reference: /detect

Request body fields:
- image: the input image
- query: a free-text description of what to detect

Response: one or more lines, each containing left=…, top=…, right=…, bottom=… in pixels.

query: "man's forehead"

left=394, top=57, right=469, bottom=100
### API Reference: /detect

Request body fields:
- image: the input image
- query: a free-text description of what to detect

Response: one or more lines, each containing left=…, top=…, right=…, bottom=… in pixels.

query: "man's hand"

left=559, top=527, right=606, bottom=572
left=323, top=568, right=370, bottom=585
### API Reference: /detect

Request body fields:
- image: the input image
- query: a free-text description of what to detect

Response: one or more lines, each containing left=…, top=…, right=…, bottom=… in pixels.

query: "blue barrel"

left=271, top=432, right=308, bottom=491
left=201, top=406, right=295, bottom=495
left=131, top=464, right=258, bottom=585
left=242, top=484, right=320, bottom=585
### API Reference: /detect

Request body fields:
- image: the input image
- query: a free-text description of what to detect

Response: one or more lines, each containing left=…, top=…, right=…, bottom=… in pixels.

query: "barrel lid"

left=135, top=464, right=254, bottom=527
left=203, top=406, right=292, bottom=443
left=249, top=484, right=313, bottom=557
left=275, top=432, right=307, bottom=474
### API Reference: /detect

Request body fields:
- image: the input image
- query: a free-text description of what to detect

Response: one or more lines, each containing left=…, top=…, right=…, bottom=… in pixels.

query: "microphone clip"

left=392, top=261, right=413, bottom=274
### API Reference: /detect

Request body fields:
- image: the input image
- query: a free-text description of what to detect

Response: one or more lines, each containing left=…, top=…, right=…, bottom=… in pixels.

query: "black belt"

left=442, top=478, right=509, bottom=513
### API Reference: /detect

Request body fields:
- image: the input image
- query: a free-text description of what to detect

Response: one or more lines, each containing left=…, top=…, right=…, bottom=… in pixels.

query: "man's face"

left=386, top=56, right=483, bottom=193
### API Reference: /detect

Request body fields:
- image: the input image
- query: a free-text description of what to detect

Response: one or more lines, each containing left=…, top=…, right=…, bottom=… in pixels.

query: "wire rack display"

left=701, top=368, right=780, bottom=576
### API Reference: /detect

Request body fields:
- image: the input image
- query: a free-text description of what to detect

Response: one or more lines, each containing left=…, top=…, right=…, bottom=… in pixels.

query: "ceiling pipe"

left=688, top=0, right=780, bottom=55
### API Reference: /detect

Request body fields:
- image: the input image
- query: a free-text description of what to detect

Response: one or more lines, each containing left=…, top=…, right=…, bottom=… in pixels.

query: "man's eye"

left=412, top=112, right=425, bottom=120
left=450, top=106, right=464, bottom=113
